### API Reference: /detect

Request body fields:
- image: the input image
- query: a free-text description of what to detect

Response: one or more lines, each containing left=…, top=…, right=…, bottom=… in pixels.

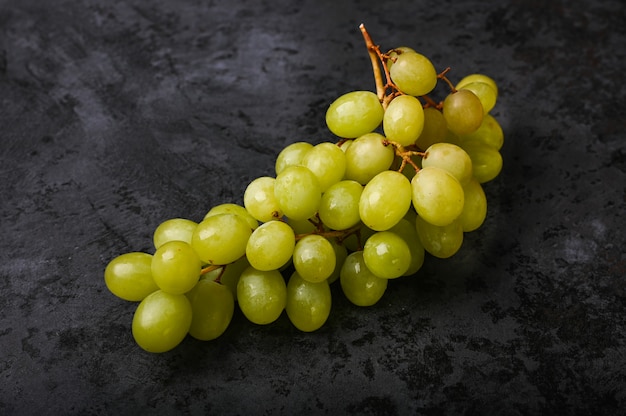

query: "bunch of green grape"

left=103, top=26, right=504, bottom=353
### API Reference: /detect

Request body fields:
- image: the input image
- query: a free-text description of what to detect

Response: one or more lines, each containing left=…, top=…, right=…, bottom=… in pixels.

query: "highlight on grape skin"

left=103, top=23, right=505, bottom=352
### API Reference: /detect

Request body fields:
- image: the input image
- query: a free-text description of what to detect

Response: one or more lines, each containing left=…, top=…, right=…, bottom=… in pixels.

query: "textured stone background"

left=1, top=0, right=625, bottom=415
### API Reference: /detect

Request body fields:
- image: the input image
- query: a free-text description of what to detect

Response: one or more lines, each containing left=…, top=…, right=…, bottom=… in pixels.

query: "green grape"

left=382, top=94, right=425, bottom=146
left=456, top=73, right=498, bottom=99
left=459, top=178, right=488, bottom=232
left=104, top=252, right=159, bottom=302
left=421, top=142, right=473, bottom=185
left=442, top=89, right=484, bottom=135
left=318, top=180, right=363, bottom=231
left=411, top=166, right=465, bottom=226
left=151, top=241, right=201, bottom=295
left=359, top=170, right=412, bottom=231
left=390, top=218, right=425, bottom=276
left=415, top=216, right=464, bottom=258
left=363, top=231, right=411, bottom=279
left=325, top=90, right=384, bottom=139
left=344, top=132, right=395, bottom=184
left=293, top=234, right=336, bottom=283
left=459, top=81, right=497, bottom=114
left=327, top=238, right=348, bottom=284
left=191, top=213, right=252, bottom=265
left=340, top=251, right=387, bottom=307
left=204, top=203, right=259, bottom=231
left=385, top=46, right=416, bottom=71
left=286, top=271, right=332, bottom=332
left=460, top=113, right=504, bottom=150
left=275, top=141, right=313, bottom=175
left=301, top=142, right=346, bottom=192
left=246, top=220, right=295, bottom=271
left=237, top=267, right=287, bottom=325
left=203, top=256, right=250, bottom=302
left=243, top=176, right=283, bottom=223
left=461, top=141, right=503, bottom=183
left=274, top=165, right=321, bottom=221
left=389, top=51, right=438, bottom=96
left=153, top=218, right=198, bottom=249
left=415, top=107, right=447, bottom=151
left=186, top=279, right=234, bottom=341
left=132, top=290, right=192, bottom=353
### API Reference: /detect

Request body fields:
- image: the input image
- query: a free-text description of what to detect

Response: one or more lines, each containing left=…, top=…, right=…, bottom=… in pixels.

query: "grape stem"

left=382, top=139, right=424, bottom=173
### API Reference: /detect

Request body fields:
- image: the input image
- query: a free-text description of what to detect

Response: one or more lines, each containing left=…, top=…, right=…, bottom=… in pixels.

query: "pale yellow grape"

left=153, top=218, right=198, bottom=249
left=415, top=107, right=447, bottom=151
left=442, top=89, right=484, bottom=135
left=411, top=166, right=464, bottom=226
left=286, top=271, right=332, bottom=332
left=300, top=142, right=346, bottom=192
left=204, top=203, right=259, bottom=230
left=415, top=216, right=464, bottom=258
left=237, top=267, right=287, bottom=325
left=363, top=231, right=411, bottom=279
left=383, top=94, right=425, bottom=146
left=293, top=234, right=336, bottom=283
left=191, top=213, right=252, bottom=265
left=275, top=141, right=313, bottom=175
left=274, top=165, right=321, bottom=221
left=243, top=176, right=283, bottom=223
left=389, top=51, right=438, bottom=96
left=318, top=180, right=363, bottom=230
left=456, top=73, right=498, bottom=99
left=151, top=241, right=201, bottom=295
left=344, top=132, right=395, bottom=184
left=246, top=220, right=295, bottom=271
left=459, top=81, right=497, bottom=114
left=459, top=178, right=488, bottom=232
left=104, top=252, right=159, bottom=302
left=421, top=143, right=473, bottom=185
left=460, top=113, right=504, bottom=150
left=386, top=46, right=416, bottom=71
left=461, top=141, right=503, bottom=183
left=186, top=279, right=234, bottom=341
left=325, top=90, right=384, bottom=139
left=359, top=170, right=412, bottom=231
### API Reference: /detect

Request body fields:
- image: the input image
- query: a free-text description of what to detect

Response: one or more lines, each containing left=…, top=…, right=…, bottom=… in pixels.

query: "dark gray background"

left=1, top=0, right=625, bottom=415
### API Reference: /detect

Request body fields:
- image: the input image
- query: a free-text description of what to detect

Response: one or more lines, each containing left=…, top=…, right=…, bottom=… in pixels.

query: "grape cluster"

left=104, top=25, right=504, bottom=353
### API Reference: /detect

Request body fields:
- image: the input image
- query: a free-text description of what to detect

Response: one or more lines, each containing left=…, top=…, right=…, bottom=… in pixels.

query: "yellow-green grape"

left=344, top=132, right=395, bottom=185
left=153, top=218, right=198, bottom=249
left=411, top=166, right=465, bottom=226
left=456, top=73, right=498, bottom=99
left=363, top=231, right=411, bottom=279
left=386, top=46, right=416, bottom=71
left=191, top=213, right=252, bottom=265
left=151, top=241, right=201, bottom=295
left=383, top=94, right=425, bottom=146
left=104, top=252, right=159, bottom=302
left=359, top=170, right=412, bottom=231
left=325, top=90, right=384, bottom=139
left=340, top=251, right=387, bottom=306
left=415, top=107, right=447, bottom=151
left=237, top=267, right=287, bottom=325
left=461, top=141, right=503, bottom=183
left=459, top=81, right=497, bottom=114
left=186, top=279, right=234, bottom=341
left=300, top=142, right=347, bottom=192
left=459, top=178, right=488, bottom=232
left=292, top=234, right=336, bottom=283
left=442, top=89, right=484, bottom=135
left=327, top=238, right=348, bottom=284
left=131, top=290, right=192, bottom=353
left=389, top=51, right=438, bottom=96
left=318, top=180, right=363, bottom=231
left=274, top=165, right=321, bottom=221
left=421, top=143, right=473, bottom=186
left=204, top=203, right=259, bottom=231
left=460, top=113, right=504, bottom=150
left=203, top=256, right=250, bottom=302
left=246, top=220, right=295, bottom=271
left=415, top=216, right=464, bottom=259
left=390, top=218, right=425, bottom=276
left=275, top=141, right=313, bottom=175
left=243, top=176, right=283, bottom=223
left=285, top=271, right=332, bottom=332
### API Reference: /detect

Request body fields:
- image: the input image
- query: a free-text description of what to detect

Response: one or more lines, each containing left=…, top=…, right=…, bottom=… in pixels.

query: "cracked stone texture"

left=1, top=0, right=625, bottom=415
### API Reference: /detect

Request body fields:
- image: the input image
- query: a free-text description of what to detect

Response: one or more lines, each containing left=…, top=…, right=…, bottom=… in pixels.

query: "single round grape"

left=421, top=142, right=473, bottom=185
left=186, top=279, right=234, bottom=341
left=105, top=252, right=159, bottom=302
left=132, top=290, right=192, bottom=353
left=385, top=46, right=416, bottom=71
left=327, top=238, right=348, bottom=284
left=456, top=73, right=498, bottom=99
left=411, top=166, right=465, bottom=226
left=286, top=271, right=332, bottom=332
left=359, top=170, right=412, bottom=231
left=318, top=180, right=363, bottom=230
left=293, top=234, right=336, bottom=283
left=275, top=141, right=313, bottom=175
left=325, top=90, right=384, bottom=138
left=204, top=203, right=259, bottom=231
left=344, top=132, right=395, bottom=185
left=363, top=231, right=411, bottom=279
left=340, top=251, right=387, bottom=307
left=243, top=176, right=283, bottom=223
left=390, top=219, right=425, bottom=276
left=389, top=51, right=438, bottom=96
left=442, top=89, right=484, bottom=135
left=246, top=220, right=295, bottom=271
left=415, top=107, right=447, bottom=151
left=461, top=141, right=503, bottom=183
left=301, top=142, right=346, bottom=192
left=153, top=218, right=198, bottom=249
left=191, top=213, right=252, bottom=265
left=459, top=178, right=488, bottom=232
left=383, top=94, right=425, bottom=146
left=151, top=241, right=201, bottom=295
left=459, top=81, right=497, bottom=114
left=460, top=113, right=504, bottom=150
left=415, top=216, right=464, bottom=258
left=274, top=165, right=321, bottom=221
left=237, top=267, right=287, bottom=325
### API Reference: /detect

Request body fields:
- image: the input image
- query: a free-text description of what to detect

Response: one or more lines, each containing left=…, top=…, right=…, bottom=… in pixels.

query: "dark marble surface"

left=1, top=0, right=625, bottom=414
